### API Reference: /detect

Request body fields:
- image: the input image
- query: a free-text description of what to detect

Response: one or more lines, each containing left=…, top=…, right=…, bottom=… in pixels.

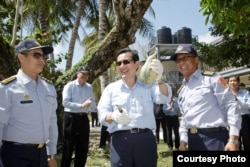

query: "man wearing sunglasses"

left=0, top=39, right=58, bottom=167
left=170, top=44, right=241, bottom=151
left=98, top=48, right=170, bottom=167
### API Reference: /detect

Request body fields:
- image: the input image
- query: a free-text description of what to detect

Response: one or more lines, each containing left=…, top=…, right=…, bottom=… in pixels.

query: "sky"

left=54, top=0, right=220, bottom=71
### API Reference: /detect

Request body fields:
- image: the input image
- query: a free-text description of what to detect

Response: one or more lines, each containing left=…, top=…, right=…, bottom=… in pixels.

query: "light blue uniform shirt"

left=97, top=79, right=170, bottom=133
left=0, top=69, right=58, bottom=155
left=178, top=69, right=242, bottom=143
left=236, top=89, right=250, bottom=115
left=62, top=80, right=97, bottom=113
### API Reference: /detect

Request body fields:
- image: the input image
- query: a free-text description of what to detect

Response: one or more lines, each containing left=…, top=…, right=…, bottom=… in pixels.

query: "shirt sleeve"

left=62, top=83, right=82, bottom=109
left=0, top=84, right=11, bottom=142
left=46, top=86, right=58, bottom=155
left=152, top=82, right=172, bottom=104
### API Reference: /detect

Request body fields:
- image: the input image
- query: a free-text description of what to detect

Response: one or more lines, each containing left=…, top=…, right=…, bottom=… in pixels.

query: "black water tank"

left=157, top=26, right=172, bottom=44
left=177, top=27, right=192, bottom=44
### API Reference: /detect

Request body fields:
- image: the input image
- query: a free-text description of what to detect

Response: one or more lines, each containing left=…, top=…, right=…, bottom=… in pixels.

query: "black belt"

left=112, top=128, right=151, bottom=135
left=3, top=141, right=45, bottom=149
left=65, top=112, right=87, bottom=116
left=188, top=127, right=227, bottom=134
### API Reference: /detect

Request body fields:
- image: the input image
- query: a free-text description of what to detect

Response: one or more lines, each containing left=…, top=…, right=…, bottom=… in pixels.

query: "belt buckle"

left=190, top=128, right=198, bottom=134
left=130, top=128, right=139, bottom=133
left=37, top=143, right=44, bottom=149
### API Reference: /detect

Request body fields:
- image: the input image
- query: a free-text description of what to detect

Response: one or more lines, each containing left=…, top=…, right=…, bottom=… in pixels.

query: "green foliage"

left=194, top=36, right=250, bottom=71
left=55, top=42, right=101, bottom=99
left=200, top=0, right=250, bottom=37
left=197, top=1, right=250, bottom=70
left=0, top=35, right=18, bottom=80
left=0, top=2, right=16, bottom=41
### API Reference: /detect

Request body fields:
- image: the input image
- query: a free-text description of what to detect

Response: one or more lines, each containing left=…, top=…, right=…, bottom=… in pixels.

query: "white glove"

left=150, top=59, right=163, bottom=81
left=111, top=109, right=131, bottom=125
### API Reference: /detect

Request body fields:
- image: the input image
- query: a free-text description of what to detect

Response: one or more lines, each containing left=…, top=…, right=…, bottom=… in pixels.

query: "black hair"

left=115, top=48, right=139, bottom=62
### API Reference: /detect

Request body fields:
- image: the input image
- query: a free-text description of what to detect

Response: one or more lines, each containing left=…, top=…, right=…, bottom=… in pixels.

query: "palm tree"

left=82, top=0, right=155, bottom=91
left=10, top=0, right=21, bottom=45
left=56, top=0, right=154, bottom=87
left=98, top=0, right=109, bottom=92
left=65, top=0, right=85, bottom=71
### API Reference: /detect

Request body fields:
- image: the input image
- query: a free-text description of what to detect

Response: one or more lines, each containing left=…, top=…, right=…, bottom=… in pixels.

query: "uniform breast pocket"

left=189, top=86, right=211, bottom=105
left=45, top=95, right=57, bottom=113
left=191, top=86, right=211, bottom=96
left=14, top=94, right=34, bottom=108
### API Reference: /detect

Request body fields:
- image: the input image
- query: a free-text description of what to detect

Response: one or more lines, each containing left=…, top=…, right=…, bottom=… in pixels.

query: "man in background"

left=163, top=94, right=180, bottom=151
left=228, top=76, right=250, bottom=150
left=61, top=66, right=97, bottom=167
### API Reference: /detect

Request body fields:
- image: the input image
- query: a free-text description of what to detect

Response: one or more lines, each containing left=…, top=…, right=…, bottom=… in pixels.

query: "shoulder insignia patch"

left=0, top=76, right=16, bottom=85
left=41, top=77, right=53, bottom=84
left=202, top=71, right=215, bottom=76
left=218, top=76, right=228, bottom=88
left=177, top=85, right=184, bottom=94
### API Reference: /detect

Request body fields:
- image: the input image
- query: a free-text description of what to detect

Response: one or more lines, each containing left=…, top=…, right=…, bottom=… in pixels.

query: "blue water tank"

left=177, top=27, right=192, bottom=44
left=157, top=26, right=172, bottom=44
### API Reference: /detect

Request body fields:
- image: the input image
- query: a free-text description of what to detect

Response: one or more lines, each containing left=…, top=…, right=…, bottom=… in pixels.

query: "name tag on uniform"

left=20, top=100, right=33, bottom=104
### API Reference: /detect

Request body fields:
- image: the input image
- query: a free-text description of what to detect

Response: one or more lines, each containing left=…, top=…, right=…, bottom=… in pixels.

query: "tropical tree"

left=197, top=0, right=250, bottom=70
left=65, top=0, right=85, bottom=71
left=98, top=0, right=110, bottom=93
left=55, top=0, right=154, bottom=87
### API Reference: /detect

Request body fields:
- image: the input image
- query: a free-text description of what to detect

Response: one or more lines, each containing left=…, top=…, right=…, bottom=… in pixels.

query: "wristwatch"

left=228, top=139, right=239, bottom=145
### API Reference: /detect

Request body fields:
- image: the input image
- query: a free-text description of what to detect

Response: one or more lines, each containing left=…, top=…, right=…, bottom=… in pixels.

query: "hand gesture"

left=149, top=59, right=163, bottom=81
left=112, top=109, right=131, bottom=125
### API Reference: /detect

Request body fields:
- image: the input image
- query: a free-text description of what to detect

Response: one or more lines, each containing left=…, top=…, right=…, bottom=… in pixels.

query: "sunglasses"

left=21, top=52, right=48, bottom=60
left=116, top=59, right=134, bottom=66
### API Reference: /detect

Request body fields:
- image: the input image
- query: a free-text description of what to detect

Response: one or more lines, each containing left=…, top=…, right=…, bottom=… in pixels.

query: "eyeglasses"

left=175, top=55, right=196, bottom=63
left=116, top=59, right=134, bottom=66
left=21, top=52, right=48, bottom=60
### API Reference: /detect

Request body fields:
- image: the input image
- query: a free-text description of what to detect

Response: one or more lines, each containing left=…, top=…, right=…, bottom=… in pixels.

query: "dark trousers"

left=99, top=125, right=110, bottom=148
left=61, top=112, right=90, bottom=167
left=91, top=112, right=99, bottom=127
left=188, top=129, right=228, bottom=151
left=110, top=131, right=157, bottom=167
left=165, top=115, right=180, bottom=149
left=155, top=118, right=167, bottom=143
left=1, top=142, right=47, bottom=167
left=239, top=114, right=250, bottom=151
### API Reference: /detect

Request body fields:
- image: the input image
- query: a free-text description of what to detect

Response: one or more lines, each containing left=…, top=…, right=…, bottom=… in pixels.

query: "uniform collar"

left=17, top=69, right=40, bottom=84
left=183, top=69, right=201, bottom=84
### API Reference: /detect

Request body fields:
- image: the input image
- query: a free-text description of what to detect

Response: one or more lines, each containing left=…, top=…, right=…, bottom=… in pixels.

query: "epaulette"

left=201, top=70, right=215, bottom=76
left=0, top=76, right=16, bottom=85
left=177, top=85, right=183, bottom=94
left=41, top=77, right=53, bottom=84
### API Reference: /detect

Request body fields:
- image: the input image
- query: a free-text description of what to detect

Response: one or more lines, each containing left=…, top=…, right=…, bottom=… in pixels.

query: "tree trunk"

left=99, top=0, right=109, bottom=92
left=10, top=0, right=21, bottom=46
left=56, top=0, right=153, bottom=87
left=65, top=0, right=85, bottom=71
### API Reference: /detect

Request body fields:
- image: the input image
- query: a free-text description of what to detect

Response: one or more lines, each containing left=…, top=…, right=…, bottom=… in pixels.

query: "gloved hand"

left=150, top=59, right=163, bottom=81
left=111, top=109, right=131, bottom=125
